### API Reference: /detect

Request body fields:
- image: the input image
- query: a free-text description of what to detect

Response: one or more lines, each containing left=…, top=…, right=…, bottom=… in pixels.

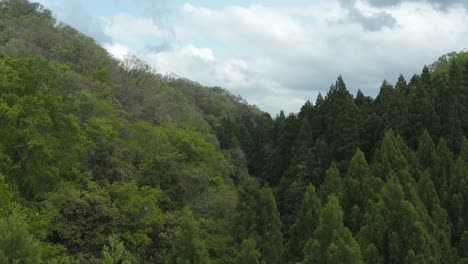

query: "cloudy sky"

left=34, top=0, right=468, bottom=114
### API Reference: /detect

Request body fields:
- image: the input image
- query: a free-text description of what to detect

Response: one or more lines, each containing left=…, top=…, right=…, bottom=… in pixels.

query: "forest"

left=0, top=0, right=466, bottom=263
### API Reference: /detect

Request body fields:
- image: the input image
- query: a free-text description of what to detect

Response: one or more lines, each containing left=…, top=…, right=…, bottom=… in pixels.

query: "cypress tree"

left=446, top=158, right=468, bottom=252
left=373, top=130, right=410, bottom=183
left=234, top=178, right=283, bottom=264
left=344, top=149, right=381, bottom=233
left=416, top=130, right=437, bottom=169
left=417, top=172, right=455, bottom=263
left=303, top=196, right=362, bottom=264
left=437, top=60, right=464, bottom=152
left=237, top=238, right=261, bottom=264
left=405, top=67, right=440, bottom=148
left=320, top=162, right=342, bottom=202
left=285, top=185, right=321, bottom=263
left=358, top=178, right=439, bottom=264
left=258, top=188, right=283, bottom=264
left=432, top=138, right=454, bottom=196
left=322, top=76, right=362, bottom=170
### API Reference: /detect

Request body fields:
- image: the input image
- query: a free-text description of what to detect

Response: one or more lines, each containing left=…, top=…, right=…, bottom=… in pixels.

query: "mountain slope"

left=0, top=1, right=467, bottom=263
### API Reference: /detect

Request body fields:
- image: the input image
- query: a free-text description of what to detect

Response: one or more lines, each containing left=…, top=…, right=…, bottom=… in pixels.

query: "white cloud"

left=103, top=43, right=130, bottom=60
left=178, top=3, right=329, bottom=59
left=144, top=45, right=215, bottom=75
left=166, top=1, right=468, bottom=113
left=103, top=12, right=170, bottom=45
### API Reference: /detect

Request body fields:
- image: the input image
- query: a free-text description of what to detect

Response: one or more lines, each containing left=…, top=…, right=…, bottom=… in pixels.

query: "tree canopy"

left=0, top=0, right=466, bottom=263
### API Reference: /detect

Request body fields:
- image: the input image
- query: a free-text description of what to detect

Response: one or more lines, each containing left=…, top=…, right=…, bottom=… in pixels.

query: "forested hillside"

left=0, top=0, right=467, bottom=263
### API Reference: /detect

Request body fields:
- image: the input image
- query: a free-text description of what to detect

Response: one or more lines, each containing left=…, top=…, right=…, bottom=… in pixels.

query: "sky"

left=34, top=0, right=468, bottom=114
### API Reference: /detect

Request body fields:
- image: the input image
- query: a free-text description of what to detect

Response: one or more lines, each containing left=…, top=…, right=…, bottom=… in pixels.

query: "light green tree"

left=0, top=211, right=41, bottom=264
left=166, top=207, right=210, bottom=264
left=102, top=234, right=133, bottom=264
left=237, top=238, right=261, bottom=264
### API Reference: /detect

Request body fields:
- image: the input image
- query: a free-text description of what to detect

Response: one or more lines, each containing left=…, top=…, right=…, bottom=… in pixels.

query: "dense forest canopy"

left=0, top=0, right=467, bottom=263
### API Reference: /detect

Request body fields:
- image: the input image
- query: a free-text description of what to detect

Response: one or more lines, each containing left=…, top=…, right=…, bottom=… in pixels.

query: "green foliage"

left=166, top=207, right=210, bottom=264
left=127, top=121, right=230, bottom=207
left=102, top=234, right=133, bottom=264
left=46, top=180, right=172, bottom=262
left=344, top=149, right=382, bottom=232
left=108, top=182, right=167, bottom=261
left=320, top=76, right=362, bottom=170
left=417, top=130, right=437, bottom=169
left=303, top=196, right=363, bottom=264
left=285, top=184, right=321, bottom=263
left=0, top=0, right=466, bottom=262
left=320, top=162, right=342, bottom=202
left=372, top=130, right=413, bottom=185
left=374, top=79, right=408, bottom=135
left=429, top=51, right=468, bottom=78
left=447, top=158, right=468, bottom=254
left=47, top=181, right=115, bottom=260
left=404, top=67, right=440, bottom=148
left=0, top=211, right=42, bottom=263
left=358, top=178, right=440, bottom=263
left=234, top=177, right=282, bottom=264
left=0, top=173, right=16, bottom=217
left=237, top=238, right=261, bottom=264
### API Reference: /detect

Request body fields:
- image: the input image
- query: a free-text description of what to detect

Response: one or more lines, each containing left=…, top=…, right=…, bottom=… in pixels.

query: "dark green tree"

left=404, top=66, right=440, bottom=148
left=358, top=178, right=439, bottom=264
left=459, top=231, right=468, bottom=263
left=237, top=238, right=261, bottom=264
left=416, top=130, right=437, bottom=169
left=416, top=172, right=454, bottom=263
left=437, top=60, right=465, bottom=152
left=321, top=76, right=362, bottom=170
left=445, top=158, right=468, bottom=253
left=320, top=162, right=342, bottom=202
left=265, top=113, right=299, bottom=184
left=285, top=185, right=321, bottom=263
left=303, top=196, right=362, bottom=264
left=234, top=177, right=282, bottom=264
left=432, top=138, right=455, bottom=196
left=344, top=149, right=381, bottom=233
left=372, top=130, right=415, bottom=186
